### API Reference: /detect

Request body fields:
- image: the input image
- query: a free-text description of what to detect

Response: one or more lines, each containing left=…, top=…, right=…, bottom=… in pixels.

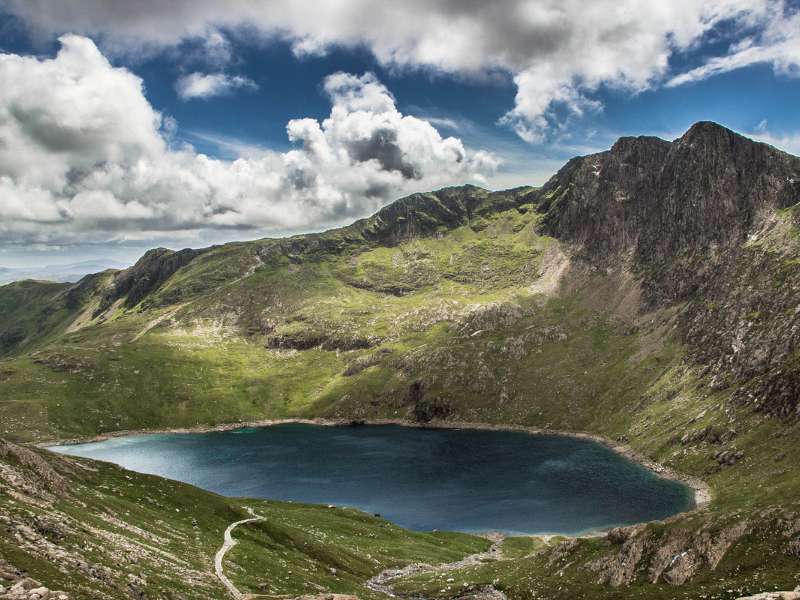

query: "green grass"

left=390, top=529, right=800, bottom=600
left=227, top=503, right=486, bottom=598
left=0, top=441, right=488, bottom=599
left=2, top=185, right=800, bottom=598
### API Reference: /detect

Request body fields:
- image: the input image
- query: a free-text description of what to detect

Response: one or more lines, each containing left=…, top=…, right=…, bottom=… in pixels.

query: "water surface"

left=50, top=423, right=693, bottom=534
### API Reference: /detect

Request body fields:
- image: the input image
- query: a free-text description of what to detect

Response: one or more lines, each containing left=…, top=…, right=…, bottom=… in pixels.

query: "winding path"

left=215, top=507, right=264, bottom=599
left=366, top=534, right=507, bottom=598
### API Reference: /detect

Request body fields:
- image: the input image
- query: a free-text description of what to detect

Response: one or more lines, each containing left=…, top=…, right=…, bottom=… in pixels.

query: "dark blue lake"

left=50, top=423, right=693, bottom=534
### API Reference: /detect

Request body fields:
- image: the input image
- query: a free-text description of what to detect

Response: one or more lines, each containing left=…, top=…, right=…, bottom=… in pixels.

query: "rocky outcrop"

left=0, top=573, right=69, bottom=600
left=266, top=330, right=380, bottom=351
left=587, top=520, right=749, bottom=587
left=342, top=348, right=393, bottom=376
left=97, top=246, right=204, bottom=312
left=679, top=217, right=800, bottom=419
left=407, top=381, right=453, bottom=422
left=736, top=590, right=800, bottom=600
left=0, top=439, right=69, bottom=498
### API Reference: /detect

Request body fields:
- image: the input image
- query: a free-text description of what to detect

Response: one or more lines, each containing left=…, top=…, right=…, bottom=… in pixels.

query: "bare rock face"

left=587, top=520, right=749, bottom=587
left=590, top=527, right=651, bottom=587
left=535, top=121, right=800, bottom=420
left=680, top=217, right=800, bottom=419
left=96, top=246, right=205, bottom=313
left=537, top=122, right=800, bottom=307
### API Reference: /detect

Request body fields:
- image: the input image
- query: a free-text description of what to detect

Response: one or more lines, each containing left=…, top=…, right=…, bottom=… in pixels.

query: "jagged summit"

left=602, top=121, right=795, bottom=161
left=537, top=122, right=800, bottom=303
left=680, top=119, right=734, bottom=138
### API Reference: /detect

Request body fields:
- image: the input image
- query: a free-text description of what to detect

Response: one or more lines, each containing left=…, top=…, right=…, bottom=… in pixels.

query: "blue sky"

left=0, top=1, right=798, bottom=267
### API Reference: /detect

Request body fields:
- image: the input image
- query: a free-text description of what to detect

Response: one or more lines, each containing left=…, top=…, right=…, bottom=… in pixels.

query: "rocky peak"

left=97, top=246, right=205, bottom=312
left=538, top=121, right=800, bottom=306
left=355, top=184, right=528, bottom=246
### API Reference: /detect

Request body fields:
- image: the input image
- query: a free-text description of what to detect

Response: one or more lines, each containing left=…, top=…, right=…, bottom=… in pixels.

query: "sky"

left=0, top=1, right=798, bottom=268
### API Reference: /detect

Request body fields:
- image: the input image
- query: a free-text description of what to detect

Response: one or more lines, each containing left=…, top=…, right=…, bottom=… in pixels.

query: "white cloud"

left=667, top=4, right=800, bottom=87
left=0, top=34, right=165, bottom=189
left=175, top=72, right=257, bottom=100
left=747, top=120, right=800, bottom=156
left=201, top=29, right=234, bottom=67
left=0, top=37, right=498, bottom=248
left=4, top=0, right=787, bottom=142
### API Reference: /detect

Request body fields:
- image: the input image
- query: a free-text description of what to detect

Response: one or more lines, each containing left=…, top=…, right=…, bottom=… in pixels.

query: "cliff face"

left=679, top=216, right=800, bottom=420
left=539, top=121, right=800, bottom=306
left=534, top=122, right=800, bottom=419
left=104, top=247, right=206, bottom=309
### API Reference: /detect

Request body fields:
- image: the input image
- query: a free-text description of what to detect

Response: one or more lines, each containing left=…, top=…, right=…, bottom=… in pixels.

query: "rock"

left=452, top=586, right=508, bottom=600
left=775, top=452, right=787, bottom=462
left=735, top=592, right=800, bottom=600
left=10, top=578, right=42, bottom=592
left=588, top=529, right=651, bottom=586
left=31, top=516, right=66, bottom=542
left=408, top=382, right=452, bottom=423
left=292, top=595, right=358, bottom=600
left=714, top=449, right=745, bottom=467
left=589, top=520, right=749, bottom=588
left=99, top=247, right=205, bottom=311
left=607, top=526, right=635, bottom=545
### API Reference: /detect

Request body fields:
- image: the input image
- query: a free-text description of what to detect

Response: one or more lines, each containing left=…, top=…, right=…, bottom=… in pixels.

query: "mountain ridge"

left=2, top=121, right=800, bottom=598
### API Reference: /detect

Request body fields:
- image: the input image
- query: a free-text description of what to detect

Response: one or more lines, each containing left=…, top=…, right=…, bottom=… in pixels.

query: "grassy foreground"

left=0, top=438, right=487, bottom=599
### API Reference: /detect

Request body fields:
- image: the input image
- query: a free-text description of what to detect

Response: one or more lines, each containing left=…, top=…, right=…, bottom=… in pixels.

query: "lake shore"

left=38, top=415, right=712, bottom=517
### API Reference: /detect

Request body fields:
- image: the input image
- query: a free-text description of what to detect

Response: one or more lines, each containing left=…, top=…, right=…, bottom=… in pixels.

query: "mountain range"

left=0, top=260, right=129, bottom=286
left=2, top=121, right=800, bottom=599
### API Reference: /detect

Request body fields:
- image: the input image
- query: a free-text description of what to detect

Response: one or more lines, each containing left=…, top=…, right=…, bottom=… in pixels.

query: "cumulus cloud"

left=0, top=37, right=497, bottom=247
left=3, top=0, right=790, bottom=142
left=175, top=72, right=257, bottom=100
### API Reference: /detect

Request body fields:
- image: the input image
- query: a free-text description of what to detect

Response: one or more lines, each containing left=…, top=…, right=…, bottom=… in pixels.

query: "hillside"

left=2, top=121, right=800, bottom=598
left=0, top=438, right=486, bottom=599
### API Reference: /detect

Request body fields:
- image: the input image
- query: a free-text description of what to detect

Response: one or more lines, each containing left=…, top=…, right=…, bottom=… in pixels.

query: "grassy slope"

left=0, top=439, right=486, bottom=599
left=0, top=280, right=77, bottom=356
left=1, top=188, right=800, bottom=597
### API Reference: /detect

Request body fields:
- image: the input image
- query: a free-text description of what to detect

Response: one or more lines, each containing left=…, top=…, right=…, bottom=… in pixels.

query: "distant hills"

left=0, top=259, right=129, bottom=285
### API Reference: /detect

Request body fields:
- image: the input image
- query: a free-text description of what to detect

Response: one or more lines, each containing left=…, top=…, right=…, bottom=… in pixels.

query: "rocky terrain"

left=1, top=121, right=800, bottom=597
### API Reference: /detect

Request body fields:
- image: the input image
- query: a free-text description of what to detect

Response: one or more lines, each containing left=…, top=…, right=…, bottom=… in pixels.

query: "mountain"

left=0, top=260, right=129, bottom=285
left=2, top=122, right=800, bottom=598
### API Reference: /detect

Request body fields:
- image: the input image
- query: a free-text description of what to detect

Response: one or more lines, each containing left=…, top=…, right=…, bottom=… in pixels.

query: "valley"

left=2, top=122, right=800, bottom=598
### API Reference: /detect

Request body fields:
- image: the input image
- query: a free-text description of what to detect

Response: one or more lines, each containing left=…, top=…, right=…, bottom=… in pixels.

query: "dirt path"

left=365, top=534, right=507, bottom=598
left=215, top=507, right=264, bottom=599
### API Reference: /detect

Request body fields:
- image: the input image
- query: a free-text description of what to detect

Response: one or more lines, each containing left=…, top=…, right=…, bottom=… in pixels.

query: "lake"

left=49, top=423, right=694, bottom=535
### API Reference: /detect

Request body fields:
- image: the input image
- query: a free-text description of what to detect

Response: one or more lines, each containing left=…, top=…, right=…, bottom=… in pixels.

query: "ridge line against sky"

left=0, top=0, right=798, bottom=266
